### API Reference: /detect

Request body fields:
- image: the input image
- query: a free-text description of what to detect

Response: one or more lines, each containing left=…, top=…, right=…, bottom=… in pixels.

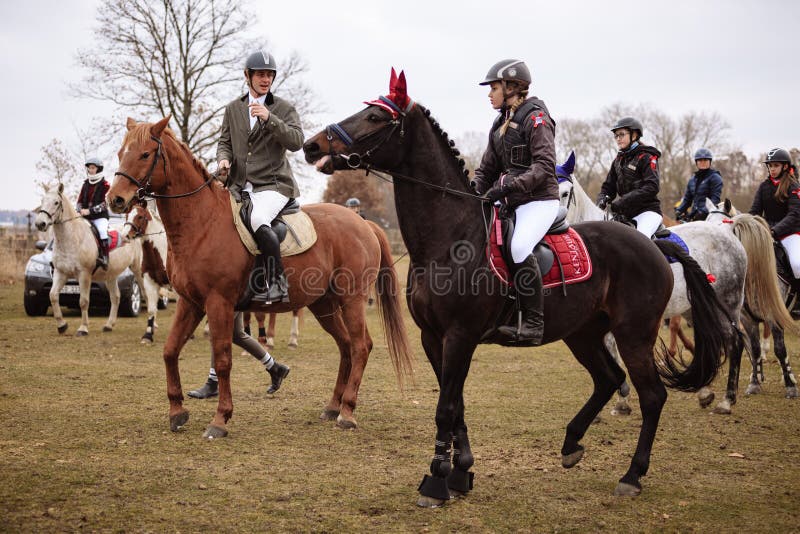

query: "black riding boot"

left=791, top=278, right=800, bottom=320
left=252, top=225, right=289, bottom=304
left=267, top=362, right=290, bottom=394
left=98, top=238, right=109, bottom=269
left=498, top=254, right=544, bottom=344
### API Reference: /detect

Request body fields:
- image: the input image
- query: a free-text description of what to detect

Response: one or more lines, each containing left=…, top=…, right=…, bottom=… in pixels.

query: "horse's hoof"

left=610, top=400, right=632, bottom=416
left=697, top=388, right=715, bottom=408
left=745, top=383, right=762, bottom=396
left=57, top=323, right=68, bottom=334
left=170, top=410, right=190, bottom=432
left=288, top=340, right=298, bottom=349
left=102, top=326, right=113, bottom=332
left=785, top=386, right=798, bottom=399
left=202, top=425, right=228, bottom=439
left=335, top=414, right=358, bottom=430
left=613, top=482, right=641, bottom=497
left=75, top=330, right=89, bottom=337
left=449, top=489, right=468, bottom=499
left=140, top=336, right=153, bottom=344
left=416, top=495, right=447, bottom=508
left=562, top=446, right=584, bottom=468
left=712, top=400, right=732, bottom=415
left=320, top=409, right=339, bottom=422
left=618, top=382, right=631, bottom=397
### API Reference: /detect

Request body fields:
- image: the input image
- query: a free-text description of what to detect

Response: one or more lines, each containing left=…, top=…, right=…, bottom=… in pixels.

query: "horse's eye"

left=367, top=114, right=380, bottom=122
left=141, top=152, right=150, bottom=160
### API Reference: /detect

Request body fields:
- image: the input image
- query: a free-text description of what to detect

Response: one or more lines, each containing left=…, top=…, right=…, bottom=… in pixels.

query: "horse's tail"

left=653, top=239, right=738, bottom=391
left=366, top=221, right=415, bottom=388
left=731, top=214, right=796, bottom=332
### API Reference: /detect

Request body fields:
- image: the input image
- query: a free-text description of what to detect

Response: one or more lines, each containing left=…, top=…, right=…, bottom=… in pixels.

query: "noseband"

left=325, top=96, right=406, bottom=170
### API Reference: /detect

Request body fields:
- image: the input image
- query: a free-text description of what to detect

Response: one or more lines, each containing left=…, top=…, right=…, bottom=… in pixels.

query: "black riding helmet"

left=345, top=197, right=361, bottom=207
left=611, top=117, right=644, bottom=138
left=763, top=148, right=792, bottom=165
left=479, top=59, right=532, bottom=86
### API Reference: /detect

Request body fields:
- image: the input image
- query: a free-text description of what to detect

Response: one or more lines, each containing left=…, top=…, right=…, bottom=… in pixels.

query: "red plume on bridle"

left=364, top=67, right=413, bottom=118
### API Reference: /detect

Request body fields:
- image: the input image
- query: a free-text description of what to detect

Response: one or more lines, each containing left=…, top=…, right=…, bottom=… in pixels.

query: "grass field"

left=1, top=272, right=799, bottom=532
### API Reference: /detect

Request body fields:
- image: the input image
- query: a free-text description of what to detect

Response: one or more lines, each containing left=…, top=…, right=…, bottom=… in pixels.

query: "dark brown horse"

left=303, top=70, right=737, bottom=502
left=107, top=116, right=414, bottom=437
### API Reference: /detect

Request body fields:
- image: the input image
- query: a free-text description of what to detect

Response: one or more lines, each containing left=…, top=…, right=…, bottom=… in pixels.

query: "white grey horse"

left=558, top=171, right=790, bottom=415
left=705, top=199, right=798, bottom=400
left=34, top=183, right=145, bottom=336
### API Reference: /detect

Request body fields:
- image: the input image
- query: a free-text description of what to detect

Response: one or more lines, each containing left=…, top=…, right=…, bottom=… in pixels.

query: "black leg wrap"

left=418, top=475, right=451, bottom=501
left=446, top=468, right=474, bottom=493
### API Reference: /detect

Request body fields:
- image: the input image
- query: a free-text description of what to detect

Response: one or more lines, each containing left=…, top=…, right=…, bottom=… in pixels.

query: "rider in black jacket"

left=749, top=147, right=800, bottom=317
left=597, top=117, right=663, bottom=238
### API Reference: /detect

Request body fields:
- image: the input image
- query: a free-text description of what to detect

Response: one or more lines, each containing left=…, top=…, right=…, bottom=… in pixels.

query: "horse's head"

left=123, top=203, right=152, bottom=242
left=109, top=115, right=172, bottom=214
left=705, top=198, right=738, bottom=224
left=303, top=68, right=415, bottom=173
left=556, top=151, right=576, bottom=210
left=35, top=182, right=65, bottom=232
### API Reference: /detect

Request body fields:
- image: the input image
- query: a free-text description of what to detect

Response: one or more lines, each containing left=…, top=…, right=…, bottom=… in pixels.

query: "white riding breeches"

left=780, top=233, right=800, bottom=278
left=510, top=199, right=561, bottom=264
left=91, top=217, right=109, bottom=240
left=243, top=183, right=289, bottom=231
left=633, top=211, right=662, bottom=239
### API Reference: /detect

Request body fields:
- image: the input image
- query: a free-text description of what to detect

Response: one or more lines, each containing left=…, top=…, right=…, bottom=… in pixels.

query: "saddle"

left=87, top=224, right=120, bottom=252
left=230, top=193, right=317, bottom=257
left=488, top=206, right=591, bottom=290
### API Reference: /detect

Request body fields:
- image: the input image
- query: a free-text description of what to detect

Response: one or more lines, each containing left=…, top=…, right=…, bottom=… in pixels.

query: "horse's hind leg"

left=741, top=314, right=763, bottom=396
left=140, top=275, right=159, bottom=343
left=770, top=325, right=799, bottom=398
left=562, top=325, right=626, bottom=469
left=263, top=312, right=275, bottom=349
left=612, top=327, right=668, bottom=496
left=712, top=328, right=745, bottom=414
left=164, top=298, right=204, bottom=432
left=604, top=334, right=632, bottom=416
left=288, top=310, right=300, bottom=349
left=334, top=298, right=373, bottom=429
left=309, top=298, right=352, bottom=424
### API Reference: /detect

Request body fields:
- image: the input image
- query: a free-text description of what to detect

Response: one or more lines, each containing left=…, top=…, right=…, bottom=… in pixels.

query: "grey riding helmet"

left=610, top=117, right=644, bottom=137
left=245, top=51, right=277, bottom=73
left=85, top=157, right=104, bottom=172
left=345, top=197, right=361, bottom=207
left=479, top=59, right=532, bottom=86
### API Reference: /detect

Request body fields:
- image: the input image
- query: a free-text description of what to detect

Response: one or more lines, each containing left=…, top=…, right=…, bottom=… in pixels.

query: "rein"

left=326, top=101, right=486, bottom=203
left=114, top=135, right=216, bottom=201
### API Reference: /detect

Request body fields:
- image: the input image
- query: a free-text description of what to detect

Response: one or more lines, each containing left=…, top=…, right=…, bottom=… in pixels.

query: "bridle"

left=324, top=98, right=485, bottom=202
left=557, top=174, right=576, bottom=210
left=114, top=135, right=215, bottom=201
left=37, top=195, right=81, bottom=227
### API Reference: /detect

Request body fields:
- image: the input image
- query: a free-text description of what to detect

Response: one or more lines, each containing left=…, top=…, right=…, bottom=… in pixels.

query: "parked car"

left=23, top=240, right=167, bottom=317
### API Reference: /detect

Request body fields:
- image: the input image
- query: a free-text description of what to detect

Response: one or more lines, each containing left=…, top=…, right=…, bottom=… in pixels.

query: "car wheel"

left=157, top=294, right=169, bottom=310
left=119, top=281, right=141, bottom=317
left=24, top=294, right=48, bottom=316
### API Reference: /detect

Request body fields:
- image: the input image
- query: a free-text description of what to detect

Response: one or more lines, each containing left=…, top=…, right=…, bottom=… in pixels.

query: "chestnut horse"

left=108, top=116, right=413, bottom=438
left=303, top=70, right=737, bottom=502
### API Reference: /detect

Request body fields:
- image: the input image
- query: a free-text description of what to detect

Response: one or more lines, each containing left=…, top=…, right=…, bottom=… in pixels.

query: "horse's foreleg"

left=50, top=270, right=69, bottom=334
left=288, top=310, right=300, bottom=348
left=164, top=298, right=204, bottom=432
left=417, top=327, right=477, bottom=508
left=204, top=296, right=235, bottom=439
left=264, top=312, right=275, bottom=349
left=141, top=275, right=159, bottom=343
left=103, top=277, right=120, bottom=333
left=76, top=270, right=92, bottom=336
left=742, top=316, right=764, bottom=396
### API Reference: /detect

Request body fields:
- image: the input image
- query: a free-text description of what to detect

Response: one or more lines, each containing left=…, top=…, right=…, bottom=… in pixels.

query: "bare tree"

left=73, top=0, right=318, bottom=162
left=34, top=139, right=81, bottom=199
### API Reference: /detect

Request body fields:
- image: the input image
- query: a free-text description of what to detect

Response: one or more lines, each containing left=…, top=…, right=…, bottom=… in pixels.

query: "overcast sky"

left=1, top=0, right=798, bottom=210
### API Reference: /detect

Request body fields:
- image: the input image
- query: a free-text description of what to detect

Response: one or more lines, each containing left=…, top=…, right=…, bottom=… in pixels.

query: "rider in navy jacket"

left=675, top=148, right=723, bottom=221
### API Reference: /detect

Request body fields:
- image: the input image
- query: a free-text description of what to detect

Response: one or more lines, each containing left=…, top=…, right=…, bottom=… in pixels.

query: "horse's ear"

left=126, top=117, right=137, bottom=131
left=705, top=197, right=715, bottom=212
left=388, top=68, right=409, bottom=109
left=151, top=115, right=171, bottom=138
left=724, top=198, right=732, bottom=214
left=563, top=151, right=576, bottom=176
left=58, top=182, right=64, bottom=194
